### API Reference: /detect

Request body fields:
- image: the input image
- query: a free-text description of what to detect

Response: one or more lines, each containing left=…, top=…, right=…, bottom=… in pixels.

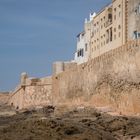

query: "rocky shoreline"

left=0, top=105, right=140, bottom=140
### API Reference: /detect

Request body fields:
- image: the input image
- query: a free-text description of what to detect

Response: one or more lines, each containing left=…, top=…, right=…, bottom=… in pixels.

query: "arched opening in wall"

left=16, top=106, right=19, bottom=110
left=11, top=103, right=13, bottom=106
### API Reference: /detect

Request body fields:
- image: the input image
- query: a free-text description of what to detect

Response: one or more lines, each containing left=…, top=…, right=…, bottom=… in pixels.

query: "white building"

left=74, top=12, right=96, bottom=64
left=74, top=32, right=86, bottom=64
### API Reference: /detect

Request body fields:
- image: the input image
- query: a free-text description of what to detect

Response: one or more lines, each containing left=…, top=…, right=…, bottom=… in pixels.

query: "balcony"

left=106, top=18, right=112, bottom=27
left=105, top=7, right=113, bottom=27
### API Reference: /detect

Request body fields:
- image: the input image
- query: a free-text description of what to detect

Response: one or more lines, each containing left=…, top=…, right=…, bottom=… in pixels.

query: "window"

left=114, top=8, right=116, bottom=12
left=110, top=27, right=112, bottom=42
left=101, top=25, right=103, bottom=29
left=106, top=28, right=112, bottom=43
left=138, top=33, right=140, bottom=38
left=108, top=13, right=112, bottom=22
left=82, top=49, right=84, bottom=57
left=85, top=44, right=88, bottom=51
left=118, top=25, right=121, bottom=29
left=92, top=32, right=94, bottom=37
left=118, top=4, right=121, bottom=8
left=77, top=51, right=79, bottom=57
left=119, top=12, right=121, bottom=17
left=106, top=30, right=109, bottom=43
left=114, top=28, right=116, bottom=32
left=114, top=34, right=116, bottom=40
left=135, top=7, right=138, bottom=15
left=77, top=49, right=84, bottom=57
left=79, top=49, right=81, bottom=56
left=133, top=31, right=140, bottom=39
left=114, top=15, right=116, bottom=20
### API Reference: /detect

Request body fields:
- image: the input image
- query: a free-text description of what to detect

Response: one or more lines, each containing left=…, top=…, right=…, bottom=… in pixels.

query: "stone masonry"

left=52, top=40, right=140, bottom=115
left=9, top=75, right=52, bottom=109
left=7, top=39, right=140, bottom=115
left=6, top=0, right=140, bottom=115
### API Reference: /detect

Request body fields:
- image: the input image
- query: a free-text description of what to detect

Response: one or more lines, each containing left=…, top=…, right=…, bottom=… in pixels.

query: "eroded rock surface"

left=0, top=105, right=140, bottom=140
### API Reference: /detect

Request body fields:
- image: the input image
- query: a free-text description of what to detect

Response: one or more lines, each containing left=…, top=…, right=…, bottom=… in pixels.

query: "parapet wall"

left=9, top=76, right=52, bottom=109
left=52, top=40, right=140, bottom=115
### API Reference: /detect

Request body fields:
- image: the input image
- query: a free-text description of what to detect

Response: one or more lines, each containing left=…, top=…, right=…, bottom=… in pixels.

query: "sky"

left=0, top=0, right=111, bottom=91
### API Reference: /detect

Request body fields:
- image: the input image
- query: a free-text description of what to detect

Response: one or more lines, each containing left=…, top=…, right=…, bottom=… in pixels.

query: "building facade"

left=74, top=13, right=96, bottom=64
left=90, top=0, right=126, bottom=59
left=74, top=0, right=140, bottom=64
left=128, top=0, right=140, bottom=40
left=74, top=31, right=86, bottom=64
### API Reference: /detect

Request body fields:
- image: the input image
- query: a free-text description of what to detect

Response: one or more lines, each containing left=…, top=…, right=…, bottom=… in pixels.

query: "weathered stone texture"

left=9, top=76, right=52, bottom=109
left=8, top=40, right=140, bottom=114
left=53, top=61, right=77, bottom=75
left=52, top=40, right=140, bottom=115
left=0, top=92, right=10, bottom=105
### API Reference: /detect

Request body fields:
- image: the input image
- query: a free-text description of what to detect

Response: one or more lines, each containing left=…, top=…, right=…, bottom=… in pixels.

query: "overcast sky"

left=0, top=0, right=111, bottom=91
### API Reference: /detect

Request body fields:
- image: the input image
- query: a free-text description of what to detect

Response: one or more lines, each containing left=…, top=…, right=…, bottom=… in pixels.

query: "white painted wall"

left=74, top=12, right=96, bottom=64
left=74, top=32, right=87, bottom=64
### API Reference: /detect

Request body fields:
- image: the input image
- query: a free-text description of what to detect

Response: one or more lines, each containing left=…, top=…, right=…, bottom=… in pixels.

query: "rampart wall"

left=52, top=40, right=140, bottom=115
left=9, top=39, right=140, bottom=115
left=9, top=76, right=52, bottom=109
left=0, top=92, right=10, bottom=105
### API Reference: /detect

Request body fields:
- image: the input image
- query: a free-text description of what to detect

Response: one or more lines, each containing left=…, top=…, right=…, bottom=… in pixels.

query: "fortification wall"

left=52, top=40, right=140, bottom=115
left=128, top=0, right=140, bottom=40
left=9, top=76, right=52, bottom=109
left=0, top=92, right=10, bottom=105
left=53, top=61, right=77, bottom=75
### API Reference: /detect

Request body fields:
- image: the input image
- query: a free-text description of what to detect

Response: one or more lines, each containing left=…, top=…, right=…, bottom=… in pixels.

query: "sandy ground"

left=0, top=105, right=140, bottom=140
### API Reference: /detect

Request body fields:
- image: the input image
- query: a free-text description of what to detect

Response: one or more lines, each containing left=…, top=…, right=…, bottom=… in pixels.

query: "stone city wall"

left=53, top=61, right=77, bottom=75
left=8, top=39, right=140, bottom=114
left=9, top=76, right=52, bottom=109
left=0, top=92, right=10, bottom=105
left=52, top=39, right=140, bottom=115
